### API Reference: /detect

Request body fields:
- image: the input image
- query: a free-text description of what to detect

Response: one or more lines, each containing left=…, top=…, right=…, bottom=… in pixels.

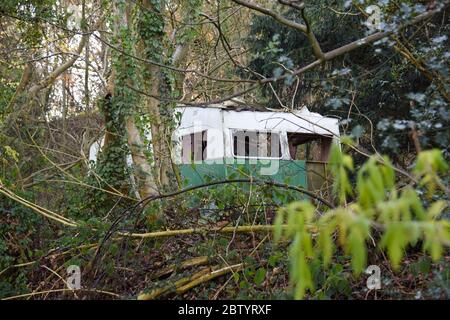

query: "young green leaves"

left=274, top=144, right=449, bottom=299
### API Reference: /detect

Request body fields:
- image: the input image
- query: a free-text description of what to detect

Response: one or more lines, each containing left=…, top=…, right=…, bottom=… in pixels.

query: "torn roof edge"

left=176, top=100, right=327, bottom=118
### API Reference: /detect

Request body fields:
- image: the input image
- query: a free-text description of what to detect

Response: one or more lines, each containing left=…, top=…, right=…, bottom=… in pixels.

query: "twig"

left=2, top=288, right=120, bottom=300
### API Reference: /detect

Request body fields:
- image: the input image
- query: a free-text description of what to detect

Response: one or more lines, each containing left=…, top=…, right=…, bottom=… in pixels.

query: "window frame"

left=230, top=129, right=283, bottom=160
left=181, top=130, right=208, bottom=163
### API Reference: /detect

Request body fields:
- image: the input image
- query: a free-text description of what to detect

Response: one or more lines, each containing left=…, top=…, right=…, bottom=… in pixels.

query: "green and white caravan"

left=89, top=103, right=340, bottom=198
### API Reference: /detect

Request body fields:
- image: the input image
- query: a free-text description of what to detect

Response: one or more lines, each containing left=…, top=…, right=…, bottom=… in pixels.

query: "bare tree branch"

left=231, top=0, right=307, bottom=33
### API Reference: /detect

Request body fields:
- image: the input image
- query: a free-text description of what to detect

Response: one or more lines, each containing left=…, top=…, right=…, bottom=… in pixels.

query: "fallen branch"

left=176, top=263, right=244, bottom=295
left=0, top=184, right=77, bottom=227
left=137, top=263, right=244, bottom=300
left=137, top=267, right=212, bottom=300
left=152, top=256, right=209, bottom=279
left=120, top=224, right=296, bottom=239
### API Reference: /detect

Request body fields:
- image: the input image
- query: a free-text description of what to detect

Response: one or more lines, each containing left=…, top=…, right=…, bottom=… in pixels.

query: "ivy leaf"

left=351, top=125, right=365, bottom=139
left=272, top=67, right=283, bottom=78
left=254, top=268, right=267, bottom=286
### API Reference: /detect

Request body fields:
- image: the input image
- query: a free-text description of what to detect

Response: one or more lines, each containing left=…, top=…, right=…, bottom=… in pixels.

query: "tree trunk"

left=126, top=116, right=159, bottom=199
left=138, top=0, right=173, bottom=190
left=115, top=0, right=160, bottom=198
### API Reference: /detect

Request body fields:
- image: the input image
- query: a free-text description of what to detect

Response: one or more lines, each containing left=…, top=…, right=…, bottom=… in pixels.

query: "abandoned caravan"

left=89, top=102, right=340, bottom=197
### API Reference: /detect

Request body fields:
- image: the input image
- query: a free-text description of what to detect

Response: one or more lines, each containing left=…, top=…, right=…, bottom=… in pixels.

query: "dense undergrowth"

left=1, top=139, right=448, bottom=300
left=0, top=0, right=449, bottom=300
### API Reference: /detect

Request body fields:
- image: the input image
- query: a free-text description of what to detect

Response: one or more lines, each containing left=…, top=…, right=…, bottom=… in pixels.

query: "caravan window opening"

left=181, top=130, right=207, bottom=163
left=287, top=132, right=332, bottom=162
left=231, top=129, right=282, bottom=159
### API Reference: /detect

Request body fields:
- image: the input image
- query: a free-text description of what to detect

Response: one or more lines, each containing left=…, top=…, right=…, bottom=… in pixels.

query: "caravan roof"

left=174, top=105, right=340, bottom=138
